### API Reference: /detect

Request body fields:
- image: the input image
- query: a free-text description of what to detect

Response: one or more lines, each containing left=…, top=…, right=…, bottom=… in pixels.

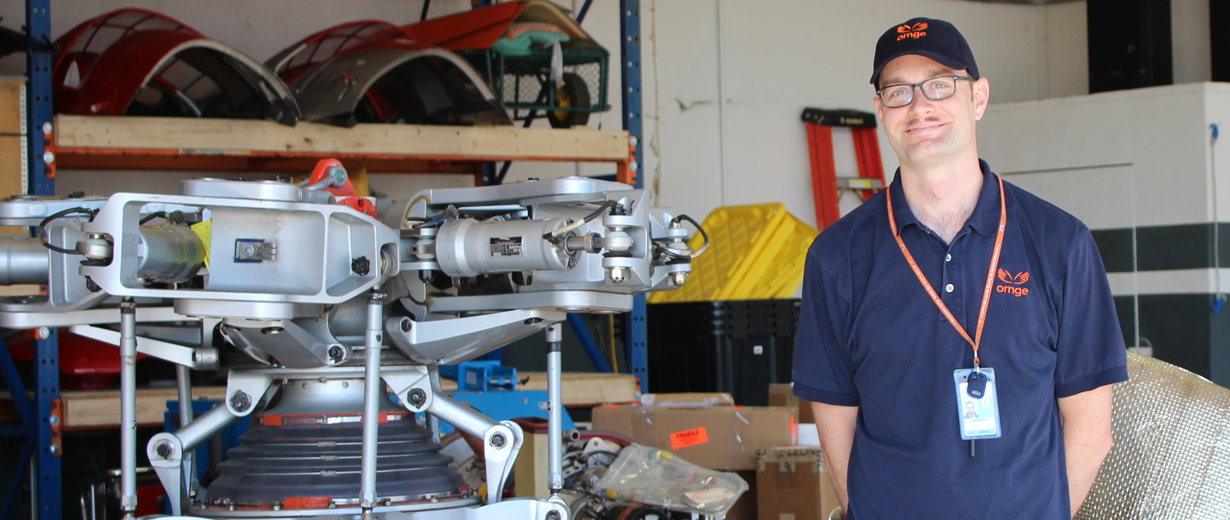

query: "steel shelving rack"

left=1, top=1, right=646, bottom=518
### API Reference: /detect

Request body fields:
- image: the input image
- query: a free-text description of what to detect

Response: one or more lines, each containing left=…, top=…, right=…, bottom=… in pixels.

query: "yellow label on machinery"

left=191, top=220, right=212, bottom=270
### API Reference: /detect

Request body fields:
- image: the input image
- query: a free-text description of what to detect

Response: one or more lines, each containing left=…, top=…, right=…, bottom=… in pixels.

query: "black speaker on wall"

left=1087, top=0, right=1172, bottom=94
left=1214, top=0, right=1230, bottom=82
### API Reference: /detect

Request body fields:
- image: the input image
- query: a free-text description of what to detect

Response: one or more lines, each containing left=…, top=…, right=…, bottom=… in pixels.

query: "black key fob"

left=966, top=371, right=987, bottom=398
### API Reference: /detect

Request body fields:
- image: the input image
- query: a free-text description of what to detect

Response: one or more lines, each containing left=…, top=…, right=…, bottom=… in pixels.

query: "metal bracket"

left=225, top=372, right=275, bottom=416
left=48, top=397, right=61, bottom=457
left=67, top=324, right=219, bottom=370
left=146, top=433, right=184, bottom=516
left=383, top=369, right=433, bottom=413
left=234, top=239, right=277, bottom=263
left=483, top=421, right=523, bottom=505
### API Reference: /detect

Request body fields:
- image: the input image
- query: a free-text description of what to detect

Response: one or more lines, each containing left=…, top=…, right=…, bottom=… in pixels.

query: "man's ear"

left=874, top=96, right=886, bottom=123
left=972, top=77, right=990, bottom=121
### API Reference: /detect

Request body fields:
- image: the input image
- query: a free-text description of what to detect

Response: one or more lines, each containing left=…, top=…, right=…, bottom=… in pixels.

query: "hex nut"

left=230, top=391, right=252, bottom=412
left=408, top=388, right=427, bottom=407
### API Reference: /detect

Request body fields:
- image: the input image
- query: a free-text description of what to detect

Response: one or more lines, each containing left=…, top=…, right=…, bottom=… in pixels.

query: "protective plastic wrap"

left=592, top=443, right=748, bottom=517
left=1077, top=353, right=1230, bottom=520
left=590, top=404, right=793, bottom=470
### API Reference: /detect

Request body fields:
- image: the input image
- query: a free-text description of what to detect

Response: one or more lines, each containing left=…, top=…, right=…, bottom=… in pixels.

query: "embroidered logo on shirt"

left=996, top=269, right=1030, bottom=297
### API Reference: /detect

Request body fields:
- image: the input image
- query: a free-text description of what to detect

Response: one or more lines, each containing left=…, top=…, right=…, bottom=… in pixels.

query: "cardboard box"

left=591, top=405, right=792, bottom=470
left=0, top=80, right=24, bottom=136
left=769, top=383, right=816, bottom=424
left=640, top=392, right=735, bottom=407
left=756, top=446, right=840, bottom=520
left=512, top=418, right=551, bottom=499
left=724, top=470, right=757, bottom=520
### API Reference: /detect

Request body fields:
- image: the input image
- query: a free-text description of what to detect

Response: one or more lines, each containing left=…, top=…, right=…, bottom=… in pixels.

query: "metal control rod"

left=175, top=365, right=194, bottom=510
left=119, top=298, right=138, bottom=518
left=360, top=292, right=385, bottom=516
left=427, top=364, right=441, bottom=441
left=175, top=404, right=239, bottom=451
left=546, top=324, right=564, bottom=494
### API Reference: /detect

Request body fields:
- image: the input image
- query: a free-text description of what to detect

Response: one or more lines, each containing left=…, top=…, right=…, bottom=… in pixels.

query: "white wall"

left=1173, top=0, right=1212, bottom=84
left=641, top=0, right=1092, bottom=230
left=977, top=82, right=1230, bottom=297
left=980, top=83, right=1217, bottom=229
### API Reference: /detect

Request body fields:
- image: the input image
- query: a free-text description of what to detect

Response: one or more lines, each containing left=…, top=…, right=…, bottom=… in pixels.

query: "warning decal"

left=490, top=237, right=524, bottom=257
left=669, top=427, right=709, bottom=450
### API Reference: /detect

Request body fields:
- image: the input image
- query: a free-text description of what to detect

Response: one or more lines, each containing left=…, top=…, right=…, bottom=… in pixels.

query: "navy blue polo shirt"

left=793, top=160, right=1128, bottom=520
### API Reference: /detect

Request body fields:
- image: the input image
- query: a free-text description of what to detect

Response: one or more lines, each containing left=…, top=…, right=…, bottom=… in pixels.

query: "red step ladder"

left=803, top=108, right=886, bottom=230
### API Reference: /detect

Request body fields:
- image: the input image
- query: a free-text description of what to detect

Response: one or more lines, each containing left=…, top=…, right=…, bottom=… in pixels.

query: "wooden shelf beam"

left=51, top=115, right=636, bottom=182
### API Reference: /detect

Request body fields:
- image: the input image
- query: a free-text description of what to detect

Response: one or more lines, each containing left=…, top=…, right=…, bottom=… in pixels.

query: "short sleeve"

left=1054, top=229, right=1129, bottom=398
left=793, top=247, right=860, bottom=406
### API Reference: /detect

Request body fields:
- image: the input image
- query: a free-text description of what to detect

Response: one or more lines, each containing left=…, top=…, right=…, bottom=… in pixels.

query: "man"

left=792, top=18, right=1128, bottom=520
left=963, top=401, right=979, bottom=419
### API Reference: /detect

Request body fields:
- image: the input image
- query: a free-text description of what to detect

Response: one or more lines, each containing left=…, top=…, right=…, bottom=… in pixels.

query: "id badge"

left=953, top=368, right=1002, bottom=440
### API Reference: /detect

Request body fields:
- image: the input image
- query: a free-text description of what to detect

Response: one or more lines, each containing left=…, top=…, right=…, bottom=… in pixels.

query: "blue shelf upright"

left=24, top=0, right=62, bottom=518
left=619, top=0, right=648, bottom=390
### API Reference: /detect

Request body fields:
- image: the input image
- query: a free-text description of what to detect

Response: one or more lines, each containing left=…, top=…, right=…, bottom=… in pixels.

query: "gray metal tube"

left=545, top=324, right=563, bottom=494
left=135, top=225, right=204, bottom=284
left=427, top=365, right=441, bottom=442
left=0, top=236, right=48, bottom=285
left=176, top=365, right=195, bottom=506
left=119, top=299, right=138, bottom=515
left=174, top=404, right=240, bottom=452
left=427, top=393, right=499, bottom=439
left=176, top=366, right=194, bottom=427
left=360, top=292, right=385, bottom=509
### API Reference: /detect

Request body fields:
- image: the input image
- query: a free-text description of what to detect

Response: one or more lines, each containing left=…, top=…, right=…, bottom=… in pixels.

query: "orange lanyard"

left=885, top=174, right=1006, bottom=369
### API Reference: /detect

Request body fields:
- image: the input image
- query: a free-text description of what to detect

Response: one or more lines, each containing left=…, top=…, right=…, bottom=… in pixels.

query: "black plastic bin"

left=647, top=299, right=801, bottom=406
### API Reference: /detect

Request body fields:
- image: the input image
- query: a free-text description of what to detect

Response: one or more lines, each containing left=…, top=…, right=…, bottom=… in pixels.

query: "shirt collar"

left=888, top=159, right=1001, bottom=237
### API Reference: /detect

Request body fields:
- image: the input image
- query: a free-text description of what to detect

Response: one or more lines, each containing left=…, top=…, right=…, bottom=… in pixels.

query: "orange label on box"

left=669, top=427, right=710, bottom=449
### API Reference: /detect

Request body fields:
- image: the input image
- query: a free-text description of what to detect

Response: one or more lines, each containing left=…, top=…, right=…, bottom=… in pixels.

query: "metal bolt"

left=49, top=445, right=59, bottom=454
left=41, top=122, right=53, bottom=135
left=230, top=390, right=252, bottom=412
left=351, top=256, right=371, bottom=276
left=629, top=136, right=638, bottom=147
left=490, top=433, right=506, bottom=448
left=260, top=327, right=284, bottom=335
left=36, top=327, right=50, bottom=340
left=401, top=319, right=412, bottom=332
left=546, top=511, right=561, bottom=520
left=49, top=415, right=59, bottom=426
left=609, top=267, right=627, bottom=284
left=671, top=272, right=688, bottom=286
left=630, top=160, right=639, bottom=172
left=408, top=388, right=427, bottom=407
left=244, top=245, right=256, bottom=256
left=42, top=151, right=54, bottom=165
left=155, top=441, right=173, bottom=459
left=328, top=345, right=345, bottom=362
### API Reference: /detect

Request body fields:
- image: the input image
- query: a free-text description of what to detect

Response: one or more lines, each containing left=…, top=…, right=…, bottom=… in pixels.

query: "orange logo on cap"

left=897, top=22, right=928, bottom=41
left=996, top=269, right=1030, bottom=297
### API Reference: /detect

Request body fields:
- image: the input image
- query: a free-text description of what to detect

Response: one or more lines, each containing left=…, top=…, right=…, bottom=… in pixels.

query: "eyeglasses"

left=877, top=75, right=975, bottom=108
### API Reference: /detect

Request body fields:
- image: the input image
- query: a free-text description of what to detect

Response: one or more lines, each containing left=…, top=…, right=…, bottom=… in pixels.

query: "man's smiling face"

left=874, top=54, right=989, bottom=168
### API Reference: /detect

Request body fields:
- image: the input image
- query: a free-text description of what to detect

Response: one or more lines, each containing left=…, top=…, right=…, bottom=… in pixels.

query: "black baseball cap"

left=870, top=17, right=979, bottom=88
